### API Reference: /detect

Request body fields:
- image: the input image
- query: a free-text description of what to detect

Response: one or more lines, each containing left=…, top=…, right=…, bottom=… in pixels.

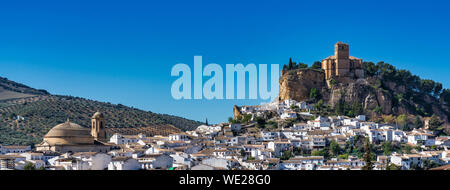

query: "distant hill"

left=0, top=78, right=203, bottom=146
left=0, top=77, right=49, bottom=100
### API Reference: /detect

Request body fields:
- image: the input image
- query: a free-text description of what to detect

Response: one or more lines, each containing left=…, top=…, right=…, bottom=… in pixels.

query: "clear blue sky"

left=1, top=0, right=449, bottom=124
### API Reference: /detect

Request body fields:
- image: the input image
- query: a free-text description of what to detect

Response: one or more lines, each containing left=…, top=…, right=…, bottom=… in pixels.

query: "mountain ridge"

left=0, top=77, right=203, bottom=145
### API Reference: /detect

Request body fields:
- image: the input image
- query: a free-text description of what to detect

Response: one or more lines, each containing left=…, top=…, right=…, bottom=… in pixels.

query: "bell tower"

left=334, top=42, right=350, bottom=76
left=91, top=111, right=107, bottom=142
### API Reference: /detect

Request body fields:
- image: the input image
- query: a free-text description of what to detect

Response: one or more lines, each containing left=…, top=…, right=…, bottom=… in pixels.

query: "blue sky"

left=0, top=0, right=449, bottom=124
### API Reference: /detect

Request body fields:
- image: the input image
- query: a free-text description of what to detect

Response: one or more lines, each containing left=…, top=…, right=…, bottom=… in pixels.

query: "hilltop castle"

left=321, top=42, right=364, bottom=81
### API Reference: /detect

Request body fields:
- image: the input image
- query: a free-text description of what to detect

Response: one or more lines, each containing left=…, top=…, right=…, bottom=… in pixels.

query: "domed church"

left=36, top=112, right=111, bottom=153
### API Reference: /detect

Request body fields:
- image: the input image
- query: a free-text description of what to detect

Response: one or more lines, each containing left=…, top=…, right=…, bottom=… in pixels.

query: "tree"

left=329, top=141, right=341, bottom=157
left=241, top=114, right=252, bottom=124
left=311, top=150, right=321, bottom=156
left=280, top=150, right=293, bottom=160
left=240, top=149, right=246, bottom=156
left=24, top=162, right=36, bottom=170
left=434, top=82, right=443, bottom=97
left=396, top=114, right=409, bottom=131
left=363, top=62, right=379, bottom=76
left=255, top=117, right=266, bottom=128
left=314, top=99, right=323, bottom=112
left=311, top=61, right=322, bottom=69
left=383, top=141, right=393, bottom=156
left=335, top=101, right=344, bottom=115
left=309, top=88, right=318, bottom=100
left=329, top=78, right=336, bottom=87
left=362, top=138, right=373, bottom=170
left=351, top=102, right=363, bottom=116
left=383, top=115, right=395, bottom=124
left=413, top=116, right=423, bottom=129
left=419, top=79, right=435, bottom=94
left=297, top=62, right=308, bottom=69
left=386, top=163, right=401, bottom=170
left=288, top=58, right=294, bottom=70
left=440, top=89, right=450, bottom=105
left=403, top=145, right=413, bottom=154
left=312, top=148, right=330, bottom=159
left=373, top=106, right=382, bottom=115
left=428, top=115, right=442, bottom=131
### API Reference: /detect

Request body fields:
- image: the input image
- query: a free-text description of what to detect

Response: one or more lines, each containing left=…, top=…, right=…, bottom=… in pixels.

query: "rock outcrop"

left=278, top=69, right=325, bottom=102
left=278, top=68, right=450, bottom=125
left=279, top=68, right=394, bottom=115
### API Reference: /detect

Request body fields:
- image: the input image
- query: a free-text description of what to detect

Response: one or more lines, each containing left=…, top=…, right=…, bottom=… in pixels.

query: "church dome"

left=43, top=119, right=94, bottom=145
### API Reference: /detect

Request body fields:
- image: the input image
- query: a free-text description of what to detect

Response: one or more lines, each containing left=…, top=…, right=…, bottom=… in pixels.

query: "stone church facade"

left=321, top=42, right=364, bottom=81
left=36, top=112, right=111, bottom=153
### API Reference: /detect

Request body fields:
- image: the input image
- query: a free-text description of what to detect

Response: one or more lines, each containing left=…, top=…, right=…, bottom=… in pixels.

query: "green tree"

left=373, top=106, right=382, bottom=115
left=362, top=62, right=379, bottom=76
left=255, top=117, right=266, bottom=129
left=419, top=79, right=435, bottom=94
left=329, top=141, right=341, bottom=157
left=383, top=115, right=395, bottom=124
left=240, top=149, right=246, bottom=157
left=24, top=162, right=36, bottom=170
left=314, top=99, right=323, bottom=112
left=335, top=101, right=344, bottom=115
left=403, top=145, right=413, bottom=154
left=351, top=102, right=363, bottom=116
left=311, top=150, right=321, bottom=156
left=383, top=141, right=393, bottom=156
left=311, top=61, right=322, bottom=69
left=386, top=163, right=401, bottom=170
left=280, top=150, right=293, bottom=160
left=297, top=62, right=308, bottom=69
left=440, top=89, right=450, bottom=105
left=362, top=138, right=373, bottom=170
left=309, top=88, right=318, bottom=100
left=312, top=148, right=330, bottom=159
left=337, top=153, right=349, bottom=159
left=434, top=82, right=443, bottom=97
left=396, top=114, right=409, bottom=130
left=413, top=116, right=423, bottom=129
left=428, top=115, right=442, bottom=131
left=288, top=58, right=294, bottom=70
left=329, top=78, right=336, bottom=87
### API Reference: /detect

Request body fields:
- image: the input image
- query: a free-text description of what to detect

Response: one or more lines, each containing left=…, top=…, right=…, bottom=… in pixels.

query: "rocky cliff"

left=278, top=68, right=449, bottom=124
left=279, top=69, right=325, bottom=102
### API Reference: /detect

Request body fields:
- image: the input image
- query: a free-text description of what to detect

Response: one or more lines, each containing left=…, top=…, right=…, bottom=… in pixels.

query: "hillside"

left=0, top=79, right=203, bottom=146
left=279, top=61, right=450, bottom=133
left=0, top=77, right=49, bottom=100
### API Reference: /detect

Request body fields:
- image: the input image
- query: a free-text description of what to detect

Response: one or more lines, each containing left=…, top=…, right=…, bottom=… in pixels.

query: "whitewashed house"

left=280, top=111, right=297, bottom=119
left=169, top=133, right=189, bottom=141
left=2, top=145, right=30, bottom=154
left=108, top=157, right=140, bottom=170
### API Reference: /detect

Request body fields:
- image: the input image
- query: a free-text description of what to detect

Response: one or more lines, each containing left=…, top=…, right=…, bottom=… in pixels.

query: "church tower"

left=91, top=111, right=107, bottom=142
left=334, top=42, right=350, bottom=76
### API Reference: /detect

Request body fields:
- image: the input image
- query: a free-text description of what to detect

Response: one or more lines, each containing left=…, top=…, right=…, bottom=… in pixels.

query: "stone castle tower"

left=322, top=42, right=364, bottom=80
left=335, top=42, right=350, bottom=76
left=91, top=111, right=107, bottom=142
